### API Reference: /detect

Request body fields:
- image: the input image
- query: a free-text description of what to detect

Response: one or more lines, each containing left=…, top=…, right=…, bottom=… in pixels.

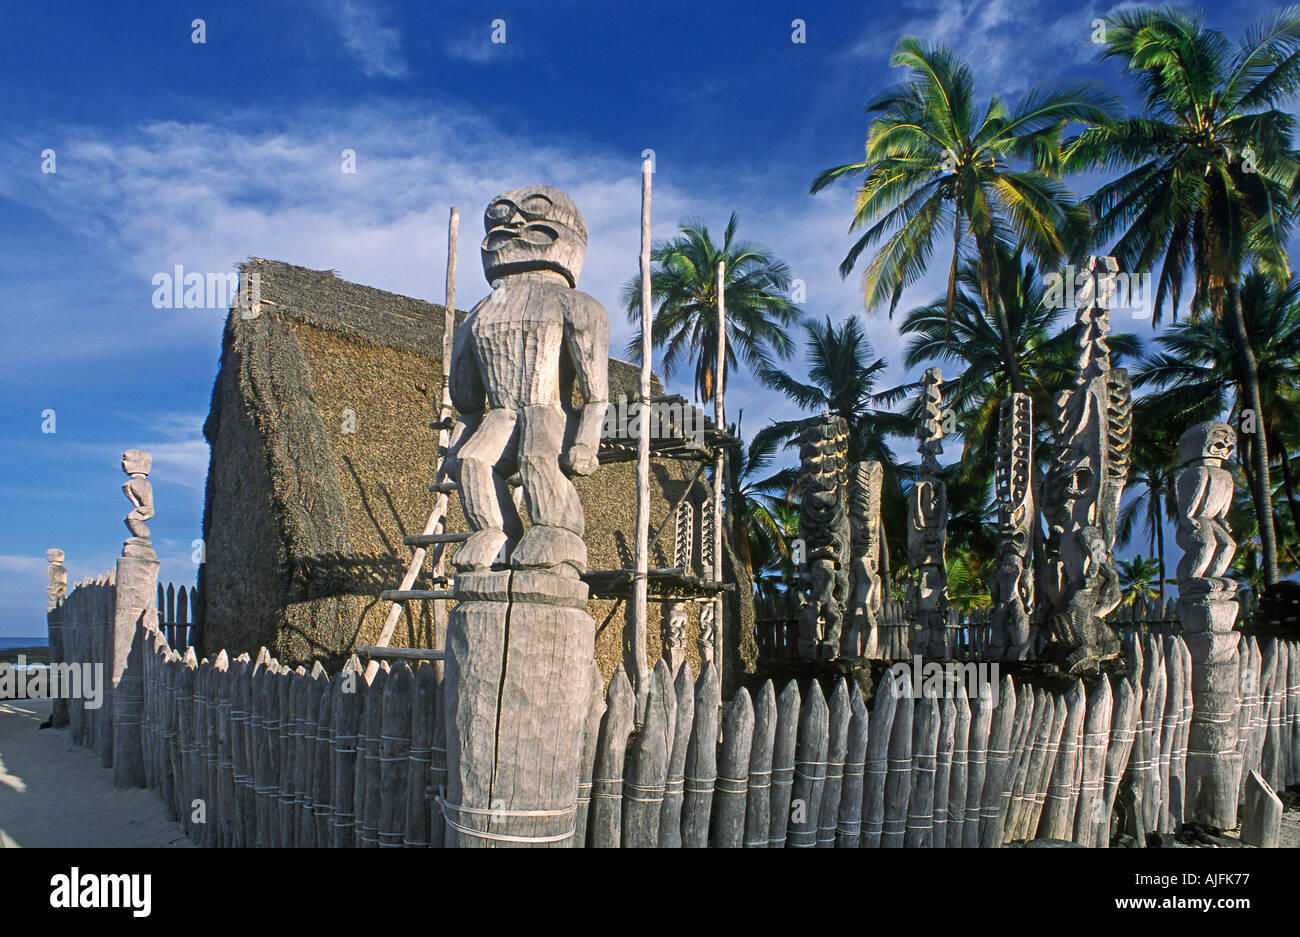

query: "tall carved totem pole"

left=989, top=393, right=1034, bottom=660
left=1041, top=257, right=1129, bottom=673
left=796, top=416, right=851, bottom=660
left=443, top=186, right=609, bottom=846
left=1175, top=421, right=1241, bottom=828
left=908, top=368, right=948, bottom=658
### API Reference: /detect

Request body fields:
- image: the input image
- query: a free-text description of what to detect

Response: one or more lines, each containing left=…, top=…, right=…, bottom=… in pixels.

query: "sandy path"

left=0, top=698, right=190, bottom=848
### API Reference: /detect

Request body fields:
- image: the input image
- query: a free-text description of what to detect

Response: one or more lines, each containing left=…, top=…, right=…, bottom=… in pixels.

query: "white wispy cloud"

left=321, top=0, right=408, bottom=78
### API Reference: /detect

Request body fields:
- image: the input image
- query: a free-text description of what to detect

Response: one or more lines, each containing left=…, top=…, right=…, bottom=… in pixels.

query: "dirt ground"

left=0, top=698, right=189, bottom=848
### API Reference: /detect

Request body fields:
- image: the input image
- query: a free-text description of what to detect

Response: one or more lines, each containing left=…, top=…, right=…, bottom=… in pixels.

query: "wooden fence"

left=56, top=572, right=117, bottom=766
left=51, top=590, right=1297, bottom=847
left=755, top=595, right=1280, bottom=664
left=157, top=582, right=200, bottom=650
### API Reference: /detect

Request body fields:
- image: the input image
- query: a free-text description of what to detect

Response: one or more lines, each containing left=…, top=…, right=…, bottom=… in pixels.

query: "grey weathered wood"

left=1073, top=675, right=1112, bottom=846
left=713, top=687, right=755, bottom=849
left=1241, top=769, right=1281, bottom=847
left=275, top=667, right=298, bottom=848
left=658, top=662, right=695, bottom=847
left=836, top=684, right=869, bottom=848
left=816, top=678, right=851, bottom=847
left=1011, top=688, right=1052, bottom=841
left=994, top=683, right=1034, bottom=846
left=881, top=670, right=913, bottom=848
left=1139, top=632, right=1165, bottom=836
left=932, top=689, right=957, bottom=848
left=623, top=661, right=673, bottom=847
left=266, top=664, right=285, bottom=846
left=359, top=667, right=387, bottom=847
left=1160, top=634, right=1185, bottom=831
left=961, top=679, right=992, bottom=847
left=1041, top=679, right=1086, bottom=840
left=227, top=658, right=248, bottom=845
left=978, top=675, right=1015, bottom=847
left=1262, top=639, right=1286, bottom=792
left=682, top=662, right=721, bottom=848
left=1027, top=688, right=1067, bottom=838
left=768, top=679, right=801, bottom=847
left=296, top=664, right=323, bottom=847
left=574, top=660, right=606, bottom=848
left=788, top=679, right=829, bottom=848
left=378, top=661, right=412, bottom=847
left=1286, top=640, right=1299, bottom=787
left=196, top=659, right=214, bottom=845
left=589, top=666, right=635, bottom=848
left=905, top=688, right=939, bottom=847
left=744, top=680, right=777, bottom=848
left=1099, top=675, right=1138, bottom=848
left=860, top=673, right=896, bottom=848
left=331, top=666, right=361, bottom=848
left=312, top=671, right=334, bottom=848
left=402, top=662, right=435, bottom=847
left=427, top=651, right=447, bottom=849
left=214, top=653, right=235, bottom=847
left=944, top=683, right=970, bottom=848
left=160, top=649, right=179, bottom=823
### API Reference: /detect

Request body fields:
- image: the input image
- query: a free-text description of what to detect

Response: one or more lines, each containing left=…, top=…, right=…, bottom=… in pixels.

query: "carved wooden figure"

left=444, top=186, right=608, bottom=847
left=989, top=394, right=1034, bottom=659
left=1042, top=257, right=1126, bottom=673
left=908, top=369, right=948, bottom=658
left=1175, top=421, right=1242, bottom=829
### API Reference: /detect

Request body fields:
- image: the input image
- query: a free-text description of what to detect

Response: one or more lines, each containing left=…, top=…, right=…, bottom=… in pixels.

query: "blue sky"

left=0, top=0, right=1288, bottom=635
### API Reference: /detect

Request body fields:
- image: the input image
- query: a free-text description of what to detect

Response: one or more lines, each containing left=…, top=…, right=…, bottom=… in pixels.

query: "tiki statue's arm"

left=561, top=291, right=609, bottom=476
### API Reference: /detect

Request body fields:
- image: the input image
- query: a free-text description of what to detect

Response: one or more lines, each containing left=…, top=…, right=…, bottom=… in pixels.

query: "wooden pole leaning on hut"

left=366, top=207, right=461, bottom=683
left=631, top=160, right=653, bottom=721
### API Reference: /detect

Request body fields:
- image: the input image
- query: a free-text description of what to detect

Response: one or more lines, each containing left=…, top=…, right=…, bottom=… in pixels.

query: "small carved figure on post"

left=122, top=449, right=156, bottom=560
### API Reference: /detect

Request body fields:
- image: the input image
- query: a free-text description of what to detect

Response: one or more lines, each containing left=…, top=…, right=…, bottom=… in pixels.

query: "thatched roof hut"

left=200, top=258, right=756, bottom=689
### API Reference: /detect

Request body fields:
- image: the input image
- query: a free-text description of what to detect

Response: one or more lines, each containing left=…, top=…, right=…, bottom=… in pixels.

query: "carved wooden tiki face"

left=480, top=185, right=587, bottom=287
left=1177, top=421, right=1235, bottom=466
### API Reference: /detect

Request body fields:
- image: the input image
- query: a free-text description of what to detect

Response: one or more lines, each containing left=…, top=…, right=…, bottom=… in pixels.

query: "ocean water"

left=0, top=636, right=47, bottom=652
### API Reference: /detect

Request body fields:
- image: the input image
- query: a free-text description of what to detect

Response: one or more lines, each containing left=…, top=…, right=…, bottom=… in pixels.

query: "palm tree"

left=1117, top=555, right=1163, bottom=609
left=621, top=214, right=803, bottom=405
left=753, top=316, right=907, bottom=465
left=896, top=244, right=1142, bottom=489
left=1116, top=407, right=1195, bottom=607
left=811, top=36, right=1117, bottom=395
left=752, top=316, right=910, bottom=575
left=1065, top=7, right=1300, bottom=586
left=726, top=425, right=793, bottom=581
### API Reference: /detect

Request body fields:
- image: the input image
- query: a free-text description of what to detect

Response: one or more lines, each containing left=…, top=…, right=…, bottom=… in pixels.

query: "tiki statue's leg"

left=453, top=408, right=522, bottom=570
left=513, top=404, right=586, bottom=575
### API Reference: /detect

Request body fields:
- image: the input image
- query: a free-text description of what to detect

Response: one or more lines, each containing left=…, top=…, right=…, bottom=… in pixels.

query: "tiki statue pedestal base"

left=443, top=569, right=594, bottom=847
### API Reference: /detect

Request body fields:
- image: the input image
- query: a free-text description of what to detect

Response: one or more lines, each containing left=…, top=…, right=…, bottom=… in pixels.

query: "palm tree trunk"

left=1154, top=485, right=1166, bottom=608
left=976, top=234, right=1026, bottom=396
left=1226, top=279, right=1279, bottom=587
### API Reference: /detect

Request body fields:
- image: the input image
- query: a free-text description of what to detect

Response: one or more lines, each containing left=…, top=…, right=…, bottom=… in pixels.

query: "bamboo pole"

left=632, top=161, right=653, bottom=720
left=712, top=261, right=726, bottom=674
left=367, top=207, right=459, bottom=681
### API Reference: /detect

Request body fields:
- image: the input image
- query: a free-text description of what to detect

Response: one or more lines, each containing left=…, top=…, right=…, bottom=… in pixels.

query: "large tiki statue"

left=1041, top=257, right=1127, bottom=673
left=908, top=368, right=948, bottom=658
left=443, top=185, right=609, bottom=847
left=796, top=415, right=850, bottom=660
left=1175, top=421, right=1241, bottom=828
left=989, top=393, right=1034, bottom=660
left=845, top=460, right=885, bottom=659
